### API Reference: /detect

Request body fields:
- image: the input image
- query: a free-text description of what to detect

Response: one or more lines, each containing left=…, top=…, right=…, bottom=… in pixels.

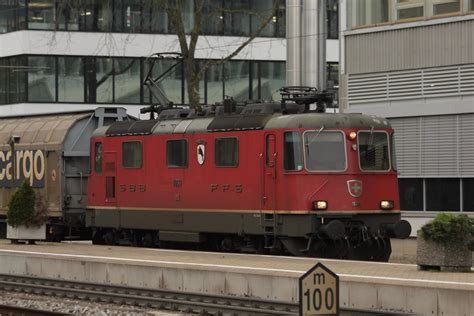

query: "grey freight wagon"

left=0, top=108, right=133, bottom=240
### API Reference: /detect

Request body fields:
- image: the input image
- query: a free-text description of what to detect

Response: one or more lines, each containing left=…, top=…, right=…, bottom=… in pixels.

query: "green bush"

left=6, top=180, right=36, bottom=228
left=420, top=213, right=474, bottom=246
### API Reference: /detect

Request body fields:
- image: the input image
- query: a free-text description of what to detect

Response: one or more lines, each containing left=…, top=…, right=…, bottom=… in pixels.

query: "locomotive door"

left=263, top=133, right=277, bottom=210
left=103, top=152, right=117, bottom=205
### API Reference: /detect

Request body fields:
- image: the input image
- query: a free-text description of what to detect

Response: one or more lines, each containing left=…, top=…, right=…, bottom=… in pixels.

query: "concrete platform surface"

left=0, top=240, right=472, bottom=315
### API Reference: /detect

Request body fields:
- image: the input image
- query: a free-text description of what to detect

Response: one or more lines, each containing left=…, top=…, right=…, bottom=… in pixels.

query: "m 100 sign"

left=0, top=150, right=45, bottom=188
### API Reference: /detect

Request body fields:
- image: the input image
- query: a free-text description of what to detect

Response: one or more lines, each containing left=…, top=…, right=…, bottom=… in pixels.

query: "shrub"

left=419, top=213, right=474, bottom=246
left=6, top=180, right=37, bottom=228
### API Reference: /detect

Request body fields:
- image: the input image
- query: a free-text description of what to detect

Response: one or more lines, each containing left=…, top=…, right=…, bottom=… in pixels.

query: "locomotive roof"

left=95, top=111, right=391, bottom=137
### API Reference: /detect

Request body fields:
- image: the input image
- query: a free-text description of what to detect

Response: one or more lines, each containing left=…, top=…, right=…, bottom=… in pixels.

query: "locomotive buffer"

left=299, top=262, right=339, bottom=316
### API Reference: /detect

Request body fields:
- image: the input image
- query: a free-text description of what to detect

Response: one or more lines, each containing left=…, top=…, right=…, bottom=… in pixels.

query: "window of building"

left=58, top=56, right=84, bottom=102
left=207, top=63, right=224, bottom=104
left=94, top=142, right=103, bottom=173
left=114, top=0, right=142, bottom=33
left=304, top=131, right=346, bottom=171
left=28, top=56, right=56, bottom=102
left=327, top=0, right=339, bottom=39
left=250, top=0, right=284, bottom=37
left=85, top=57, right=113, bottom=103
left=114, top=58, right=140, bottom=104
left=463, top=179, right=474, bottom=212
left=284, top=132, right=303, bottom=171
left=433, top=0, right=460, bottom=15
left=167, top=139, right=188, bottom=168
left=426, top=178, right=460, bottom=212
left=225, top=61, right=250, bottom=102
left=351, top=0, right=389, bottom=27
left=215, top=138, right=238, bottom=167
left=397, top=0, right=424, bottom=20
left=122, top=141, right=142, bottom=168
left=0, top=0, right=18, bottom=33
left=358, top=132, right=390, bottom=171
left=28, top=0, right=55, bottom=30
left=399, top=178, right=423, bottom=211
left=144, top=58, right=184, bottom=105
left=470, top=0, right=474, bottom=11
left=224, top=0, right=250, bottom=36
left=8, top=56, right=27, bottom=104
left=258, top=61, right=285, bottom=101
left=142, top=0, right=168, bottom=33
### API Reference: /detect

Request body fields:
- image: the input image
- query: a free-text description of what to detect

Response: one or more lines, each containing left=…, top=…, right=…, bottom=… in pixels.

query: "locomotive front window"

left=215, top=138, right=238, bottom=167
left=358, top=132, right=390, bottom=171
left=304, top=131, right=346, bottom=171
left=391, top=133, right=397, bottom=171
left=167, top=139, right=188, bottom=168
left=94, top=142, right=102, bottom=173
left=284, top=132, right=303, bottom=171
left=122, top=141, right=142, bottom=168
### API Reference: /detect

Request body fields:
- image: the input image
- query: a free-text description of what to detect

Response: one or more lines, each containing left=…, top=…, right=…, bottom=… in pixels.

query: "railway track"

left=0, top=274, right=413, bottom=315
left=0, top=304, right=69, bottom=316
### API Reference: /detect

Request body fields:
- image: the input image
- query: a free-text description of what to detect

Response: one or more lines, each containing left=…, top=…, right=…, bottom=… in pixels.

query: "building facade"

left=0, top=0, right=340, bottom=117
left=340, top=0, right=474, bottom=231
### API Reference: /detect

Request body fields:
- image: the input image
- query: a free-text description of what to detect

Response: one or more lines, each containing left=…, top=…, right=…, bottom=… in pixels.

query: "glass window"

left=120, top=0, right=142, bottom=32
left=94, top=142, right=103, bottom=173
left=142, top=1, right=168, bottom=33
left=28, top=0, right=55, bottom=30
left=144, top=58, right=183, bottom=105
left=327, top=0, right=338, bottom=39
left=250, top=0, right=278, bottom=37
left=350, top=0, right=389, bottom=28
left=206, top=63, right=224, bottom=104
left=433, top=0, right=460, bottom=15
left=225, top=61, right=250, bottom=101
left=304, top=131, right=346, bottom=171
left=114, top=58, right=140, bottom=104
left=58, top=56, right=84, bottom=102
left=470, top=0, right=474, bottom=11
left=0, top=0, right=17, bottom=33
left=327, top=63, right=339, bottom=90
left=426, top=178, right=460, bottom=212
left=390, top=133, right=397, bottom=170
left=28, top=56, right=55, bottom=102
left=8, top=56, right=27, bottom=104
left=224, top=0, right=250, bottom=36
left=58, top=1, right=79, bottom=31
left=463, top=179, right=474, bottom=212
left=358, top=131, right=390, bottom=171
left=399, top=178, right=423, bottom=211
left=215, top=138, right=238, bottom=167
left=259, top=61, right=285, bottom=101
left=89, top=57, right=113, bottom=103
left=167, top=139, right=188, bottom=168
left=202, top=0, right=224, bottom=35
left=284, top=132, right=303, bottom=171
left=122, top=141, right=142, bottom=168
left=397, top=0, right=424, bottom=20
left=0, top=59, right=6, bottom=104
left=184, top=60, right=205, bottom=104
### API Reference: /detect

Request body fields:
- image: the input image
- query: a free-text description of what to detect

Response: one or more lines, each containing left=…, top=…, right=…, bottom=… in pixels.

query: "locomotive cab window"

left=304, top=131, right=346, bottom=171
left=358, top=131, right=390, bottom=171
left=94, top=142, right=103, bottom=173
left=215, top=138, right=238, bottom=167
left=284, top=132, right=303, bottom=171
left=167, top=139, right=188, bottom=168
left=122, top=141, right=142, bottom=168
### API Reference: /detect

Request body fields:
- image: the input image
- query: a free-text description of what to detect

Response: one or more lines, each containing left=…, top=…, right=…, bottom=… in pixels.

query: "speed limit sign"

left=299, top=262, right=339, bottom=316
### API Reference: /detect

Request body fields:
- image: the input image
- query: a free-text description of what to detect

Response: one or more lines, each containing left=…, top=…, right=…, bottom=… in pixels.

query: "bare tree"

left=157, top=0, right=283, bottom=109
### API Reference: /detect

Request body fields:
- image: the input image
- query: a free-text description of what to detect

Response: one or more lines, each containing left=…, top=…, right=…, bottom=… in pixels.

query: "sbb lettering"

left=0, top=150, right=45, bottom=188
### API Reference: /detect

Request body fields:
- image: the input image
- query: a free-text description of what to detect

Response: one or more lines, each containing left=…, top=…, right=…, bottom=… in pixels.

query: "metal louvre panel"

left=348, top=64, right=474, bottom=105
left=392, top=114, right=474, bottom=178
left=391, top=118, right=421, bottom=177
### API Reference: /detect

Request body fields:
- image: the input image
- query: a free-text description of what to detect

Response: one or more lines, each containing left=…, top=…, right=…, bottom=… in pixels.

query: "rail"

left=0, top=274, right=414, bottom=315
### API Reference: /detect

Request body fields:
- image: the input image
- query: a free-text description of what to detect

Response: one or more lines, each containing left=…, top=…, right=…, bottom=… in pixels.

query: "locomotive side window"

left=122, top=141, right=142, bottom=168
left=215, top=138, right=238, bottom=167
left=304, top=131, right=346, bottom=171
left=391, top=133, right=397, bottom=171
left=358, top=132, right=390, bottom=171
left=94, top=142, right=102, bottom=173
left=284, top=132, right=303, bottom=171
left=167, top=139, right=188, bottom=168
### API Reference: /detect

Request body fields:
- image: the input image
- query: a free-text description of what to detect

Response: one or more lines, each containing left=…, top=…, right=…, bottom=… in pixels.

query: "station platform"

left=0, top=240, right=472, bottom=315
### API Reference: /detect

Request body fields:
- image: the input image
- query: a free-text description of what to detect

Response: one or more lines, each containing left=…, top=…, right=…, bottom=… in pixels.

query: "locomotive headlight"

left=313, top=200, right=328, bottom=210
left=348, top=131, right=357, bottom=140
left=380, top=200, right=394, bottom=210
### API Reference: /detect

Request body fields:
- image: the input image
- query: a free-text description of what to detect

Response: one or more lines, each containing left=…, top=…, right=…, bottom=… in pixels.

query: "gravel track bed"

left=0, top=290, right=189, bottom=315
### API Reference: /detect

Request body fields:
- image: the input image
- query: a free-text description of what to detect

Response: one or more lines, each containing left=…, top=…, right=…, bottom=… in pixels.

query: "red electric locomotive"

left=86, top=87, right=411, bottom=262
